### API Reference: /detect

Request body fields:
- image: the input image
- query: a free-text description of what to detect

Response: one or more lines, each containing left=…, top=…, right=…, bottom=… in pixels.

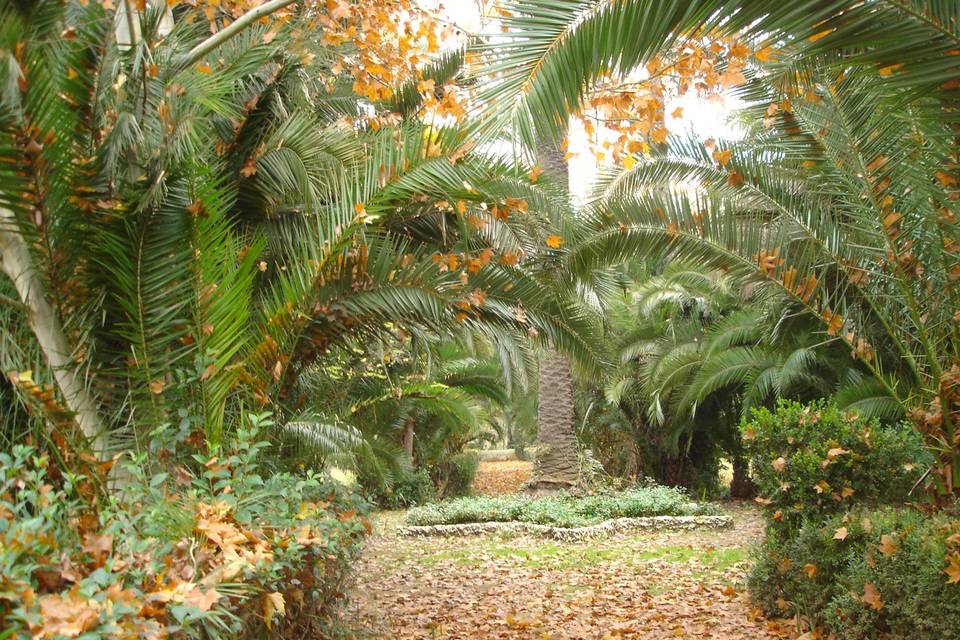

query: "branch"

left=0, top=292, right=26, bottom=311
left=178, top=0, right=298, bottom=69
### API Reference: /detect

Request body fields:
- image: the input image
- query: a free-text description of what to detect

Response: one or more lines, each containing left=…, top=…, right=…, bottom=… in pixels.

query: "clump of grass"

left=404, top=485, right=722, bottom=528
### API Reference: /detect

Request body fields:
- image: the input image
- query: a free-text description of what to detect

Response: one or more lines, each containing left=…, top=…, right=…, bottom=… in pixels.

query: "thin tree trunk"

left=0, top=208, right=106, bottom=453
left=402, top=417, right=415, bottom=459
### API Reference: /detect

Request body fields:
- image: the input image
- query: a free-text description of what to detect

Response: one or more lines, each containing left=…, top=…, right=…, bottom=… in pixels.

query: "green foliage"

left=748, top=508, right=960, bottom=639
left=0, top=424, right=369, bottom=639
left=442, top=450, right=480, bottom=498
left=363, top=466, right=436, bottom=510
left=742, top=400, right=930, bottom=536
left=404, top=485, right=721, bottom=528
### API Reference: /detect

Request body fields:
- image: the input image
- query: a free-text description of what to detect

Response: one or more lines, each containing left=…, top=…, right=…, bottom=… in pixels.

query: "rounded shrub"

left=748, top=507, right=960, bottom=639
left=741, top=400, right=931, bottom=536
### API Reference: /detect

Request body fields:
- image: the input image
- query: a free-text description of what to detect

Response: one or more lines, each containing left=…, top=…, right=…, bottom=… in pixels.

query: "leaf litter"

left=349, top=503, right=797, bottom=639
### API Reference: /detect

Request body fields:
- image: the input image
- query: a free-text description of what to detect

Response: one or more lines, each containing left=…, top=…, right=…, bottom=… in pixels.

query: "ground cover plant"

left=404, top=485, right=722, bottom=528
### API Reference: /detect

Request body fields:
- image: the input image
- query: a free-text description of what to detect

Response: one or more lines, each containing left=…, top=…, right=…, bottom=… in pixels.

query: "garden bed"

left=398, top=514, right=733, bottom=541
left=404, top=485, right=724, bottom=529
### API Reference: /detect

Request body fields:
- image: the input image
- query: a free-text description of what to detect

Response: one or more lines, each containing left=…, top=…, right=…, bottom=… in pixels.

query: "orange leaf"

left=878, top=534, right=898, bottom=556
left=878, top=63, right=904, bottom=76
left=545, top=235, right=563, bottom=249
left=861, top=582, right=884, bottom=610
left=712, top=149, right=732, bottom=167
left=808, top=28, right=835, bottom=43
left=803, top=563, right=818, bottom=579
left=945, top=553, right=960, bottom=584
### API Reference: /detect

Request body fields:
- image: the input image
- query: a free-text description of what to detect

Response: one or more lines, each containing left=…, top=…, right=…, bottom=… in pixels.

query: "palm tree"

left=475, top=0, right=960, bottom=496
left=581, top=75, right=958, bottom=493
left=0, top=1, right=601, bottom=477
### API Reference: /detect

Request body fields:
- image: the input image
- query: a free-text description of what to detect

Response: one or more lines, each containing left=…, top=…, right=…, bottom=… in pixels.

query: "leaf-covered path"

left=349, top=502, right=795, bottom=639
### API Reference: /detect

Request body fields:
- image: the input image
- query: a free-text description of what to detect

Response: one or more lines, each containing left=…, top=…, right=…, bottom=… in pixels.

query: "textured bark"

left=526, top=139, right=581, bottom=492
left=0, top=207, right=106, bottom=452
left=402, top=418, right=415, bottom=459
left=729, top=456, right=756, bottom=499
left=528, top=350, right=580, bottom=490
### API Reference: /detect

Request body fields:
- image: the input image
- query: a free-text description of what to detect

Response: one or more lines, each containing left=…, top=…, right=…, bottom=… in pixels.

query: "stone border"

left=397, top=515, right=733, bottom=542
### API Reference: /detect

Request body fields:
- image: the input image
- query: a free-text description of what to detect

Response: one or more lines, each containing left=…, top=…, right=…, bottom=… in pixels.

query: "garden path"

left=349, top=462, right=797, bottom=640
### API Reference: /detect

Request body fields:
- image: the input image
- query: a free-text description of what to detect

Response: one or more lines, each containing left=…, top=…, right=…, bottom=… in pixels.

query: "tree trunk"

left=526, top=139, right=581, bottom=492
left=0, top=208, right=106, bottom=453
left=528, top=350, right=580, bottom=491
left=402, top=417, right=415, bottom=460
left=729, top=455, right=756, bottom=499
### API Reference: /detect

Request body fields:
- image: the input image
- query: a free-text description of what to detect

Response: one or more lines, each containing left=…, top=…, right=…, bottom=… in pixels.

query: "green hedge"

left=0, top=433, right=369, bottom=639
left=741, top=400, right=930, bottom=536
left=749, top=508, right=960, bottom=639
left=404, top=485, right=722, bottom=528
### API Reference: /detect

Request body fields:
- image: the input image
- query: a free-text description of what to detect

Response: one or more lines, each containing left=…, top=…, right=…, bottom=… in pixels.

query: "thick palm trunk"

left=529, top=351, right=580, bottom=490
left=0, top=208, right=106, bottom=453
left=527, top=140, right=580, bottom=491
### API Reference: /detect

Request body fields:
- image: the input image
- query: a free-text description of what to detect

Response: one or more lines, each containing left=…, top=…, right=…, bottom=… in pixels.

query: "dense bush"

left=749, top=507, right=960, bottom=639
left=0, top=429, right=369, bottom=639
left=363, top=466, right=436, bottom=510
left=441, top=451, right=480, bottom=498
left=742, top=400, right=930, bottom=535
left=404, top=485, right=721, bottom=528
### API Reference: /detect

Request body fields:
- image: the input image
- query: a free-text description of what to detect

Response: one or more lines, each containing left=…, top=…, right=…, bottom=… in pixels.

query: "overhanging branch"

left=178, top=0, right=298, bottom=69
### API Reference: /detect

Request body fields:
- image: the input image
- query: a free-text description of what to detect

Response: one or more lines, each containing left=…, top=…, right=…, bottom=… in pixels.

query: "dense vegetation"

left=1, top=0, right=958, bottom=637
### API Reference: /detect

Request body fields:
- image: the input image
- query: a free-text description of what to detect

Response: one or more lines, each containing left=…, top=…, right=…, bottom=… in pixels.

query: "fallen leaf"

left=860, top=582, right=884, bottom=610
left=878, top=534, right=898, bottom=556
left=264, top=591, right=285, bottom=628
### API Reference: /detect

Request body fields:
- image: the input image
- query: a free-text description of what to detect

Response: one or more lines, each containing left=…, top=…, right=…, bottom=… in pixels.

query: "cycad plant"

left=596, top=264, right=852, bottom=494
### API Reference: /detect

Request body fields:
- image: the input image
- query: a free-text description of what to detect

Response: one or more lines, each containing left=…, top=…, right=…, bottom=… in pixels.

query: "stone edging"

left=396, top=515, right=733, bottom=542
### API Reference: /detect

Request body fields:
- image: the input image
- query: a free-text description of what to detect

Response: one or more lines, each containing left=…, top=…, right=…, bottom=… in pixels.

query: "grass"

left=404, top=485, right=723, bottom=528
left=405, top=537, right=747, bottom=574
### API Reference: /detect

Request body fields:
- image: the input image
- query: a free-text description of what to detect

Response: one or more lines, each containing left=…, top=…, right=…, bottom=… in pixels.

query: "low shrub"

left=404, top=484, right=722, bottom=528
left=369, top=466, right=436, bottom=509
left=741, top=400, right=930, bottom=536
left=748, top=507, right=960, bottom=639
left=441, top=451, right=479, bottom=498
left=0, top=423, right=369, bottom=639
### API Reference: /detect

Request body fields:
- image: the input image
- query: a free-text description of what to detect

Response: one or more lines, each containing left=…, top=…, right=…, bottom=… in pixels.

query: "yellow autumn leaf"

left=545, top=235, right=563, bottom=249
left=263, top=592, right=285, bottom=628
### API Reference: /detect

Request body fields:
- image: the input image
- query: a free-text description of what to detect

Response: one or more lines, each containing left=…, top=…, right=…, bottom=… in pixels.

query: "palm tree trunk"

left=528, top=350, right=580, bottom=490
left=527, top=140, right=581, bottom=491
left=0, top=208, right=106, bottom=452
